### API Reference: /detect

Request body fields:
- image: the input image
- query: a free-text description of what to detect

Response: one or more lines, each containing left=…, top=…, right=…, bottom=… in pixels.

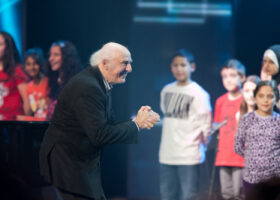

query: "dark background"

left=2, top=0, right=280, bottom=199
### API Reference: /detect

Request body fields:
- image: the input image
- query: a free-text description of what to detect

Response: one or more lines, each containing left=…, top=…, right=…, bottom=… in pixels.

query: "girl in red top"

left=0, top=31, right=29, bottom=120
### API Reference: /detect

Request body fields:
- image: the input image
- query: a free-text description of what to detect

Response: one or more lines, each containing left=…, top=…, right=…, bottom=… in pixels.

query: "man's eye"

left=122, top=61, right=129, bottom=66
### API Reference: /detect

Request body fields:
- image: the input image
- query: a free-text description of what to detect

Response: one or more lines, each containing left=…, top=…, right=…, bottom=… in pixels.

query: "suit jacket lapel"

left=88, top=66, right=107, bottom=94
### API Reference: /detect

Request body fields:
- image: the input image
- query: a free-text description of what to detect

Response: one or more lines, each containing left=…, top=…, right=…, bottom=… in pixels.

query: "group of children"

left=0, top=31, right=81, bottom=121
left=1, top=29, right=279, bottom=199
left=159, top=46, right=280, bottom=200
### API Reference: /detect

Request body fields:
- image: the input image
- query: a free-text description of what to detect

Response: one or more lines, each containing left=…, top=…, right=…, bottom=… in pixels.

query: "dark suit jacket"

left=39, top=66, right=138, bottom=200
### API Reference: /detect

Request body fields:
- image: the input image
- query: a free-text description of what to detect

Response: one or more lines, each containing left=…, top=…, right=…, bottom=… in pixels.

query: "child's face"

left=261, top=57, right=278, bottom=76
left=242, top=81, right=256, bottom=107
left=255, top=85, right=276, bottom=115
left=25, top=56, right=40, bottom=78
left=171, top=56, right=193, bottom=83
left=221, top=68, right=243, bottom=92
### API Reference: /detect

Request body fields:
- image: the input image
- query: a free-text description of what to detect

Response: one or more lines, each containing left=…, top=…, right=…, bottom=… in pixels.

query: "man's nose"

left=126, top=64, right=132, bottom=72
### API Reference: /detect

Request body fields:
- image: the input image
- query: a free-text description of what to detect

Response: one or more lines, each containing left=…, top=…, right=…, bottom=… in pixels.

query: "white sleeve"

left=160, top=88, right=166, bottom=114
left=192, top=93, right=212, bottom=144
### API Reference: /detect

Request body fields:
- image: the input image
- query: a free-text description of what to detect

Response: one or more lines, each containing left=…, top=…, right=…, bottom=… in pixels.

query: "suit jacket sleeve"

left=73, top=86, right=138, bottom=147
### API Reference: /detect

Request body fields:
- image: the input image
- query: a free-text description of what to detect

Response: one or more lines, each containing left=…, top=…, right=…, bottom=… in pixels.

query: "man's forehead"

left=113, top=48, right=132, bottom=62
left=123, top=51, right=132, bottom=62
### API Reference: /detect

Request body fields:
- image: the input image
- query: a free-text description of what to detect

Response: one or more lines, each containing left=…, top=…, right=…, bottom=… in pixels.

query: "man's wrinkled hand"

left=134, top=106, right=160, bottom=130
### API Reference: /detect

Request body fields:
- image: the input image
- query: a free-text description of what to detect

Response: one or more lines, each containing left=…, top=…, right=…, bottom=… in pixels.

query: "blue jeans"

left=160, top=164, right=199, bottom=200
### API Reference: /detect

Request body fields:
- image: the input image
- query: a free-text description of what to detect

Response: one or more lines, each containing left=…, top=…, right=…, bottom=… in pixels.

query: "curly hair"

left=47, top=40, right=82, bottom=99
left=0, top=31, right=20, bottom=77
left=24, top=47, right=46, bottom=75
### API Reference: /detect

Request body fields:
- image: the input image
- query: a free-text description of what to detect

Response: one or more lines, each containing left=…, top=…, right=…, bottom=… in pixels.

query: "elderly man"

left=39, top=42, right=159, bottom=200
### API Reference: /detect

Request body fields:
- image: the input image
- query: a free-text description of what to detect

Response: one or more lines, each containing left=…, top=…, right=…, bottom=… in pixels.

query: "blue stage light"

left=0, top=0, right=22, bottom=54
left=134, top=0, right=232, bottom=24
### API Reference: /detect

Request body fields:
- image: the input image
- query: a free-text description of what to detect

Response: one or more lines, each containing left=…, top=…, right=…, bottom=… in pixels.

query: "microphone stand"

left=208, top=120, right=227, bottom=200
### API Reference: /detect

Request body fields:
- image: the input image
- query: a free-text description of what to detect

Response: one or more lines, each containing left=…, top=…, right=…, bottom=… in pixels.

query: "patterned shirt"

left=234, top=111, right=280, bottom=183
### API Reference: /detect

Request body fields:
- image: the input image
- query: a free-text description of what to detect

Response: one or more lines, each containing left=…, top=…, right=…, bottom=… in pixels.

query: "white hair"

left=89, top=50, right=101, bottom=67
left=89, top=42, right=130, bottom=67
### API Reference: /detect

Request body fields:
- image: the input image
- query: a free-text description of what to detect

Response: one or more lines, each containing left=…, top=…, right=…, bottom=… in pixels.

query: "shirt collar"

left=103, top=78, right=113, bottom=92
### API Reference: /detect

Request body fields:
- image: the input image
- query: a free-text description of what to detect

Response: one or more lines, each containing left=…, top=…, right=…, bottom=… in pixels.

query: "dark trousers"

left=243, top=180, right=255, bottom=200
left=58, top=188, right=96, bottom=200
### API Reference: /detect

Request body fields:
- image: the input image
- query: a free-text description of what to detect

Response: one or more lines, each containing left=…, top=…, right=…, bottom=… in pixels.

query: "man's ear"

left=190, top=63, right=196, bottom=72
left=102, top=59, right=109, bottom=70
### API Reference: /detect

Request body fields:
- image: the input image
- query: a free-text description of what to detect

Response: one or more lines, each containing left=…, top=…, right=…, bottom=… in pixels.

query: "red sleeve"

left=214, top=96, right=221, bottom=123
left=14, top=66, right=29, bottom=85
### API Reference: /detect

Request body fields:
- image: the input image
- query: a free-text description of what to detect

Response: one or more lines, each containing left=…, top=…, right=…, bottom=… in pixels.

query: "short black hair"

left=222, top=59, right=246, bottom=77
left=171, top=49, right=195, bottom=64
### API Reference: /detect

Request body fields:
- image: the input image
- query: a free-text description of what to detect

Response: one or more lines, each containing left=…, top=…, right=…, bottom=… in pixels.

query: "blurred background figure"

left=46, top=40, right=82, bottom=119
left=214, top=59, right=246, bottom=200
left=260, top=45, right=280, bottom=110
left=17, top=48, right=49, bottom=121
left=0, top=31, right=29, bottom=120
left=237, top=75, right=261, bottom=123
left=260, top=45, right=280, bottom=84
left=159, top=49, right=212, bottom=200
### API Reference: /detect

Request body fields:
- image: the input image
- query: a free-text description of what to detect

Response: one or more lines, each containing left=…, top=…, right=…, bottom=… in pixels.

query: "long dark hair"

left=254, top=80, right=280, bottom=110
left=239, top=75, right=261, bottom=121
left=47, top=40, right=82, bottom=99
left=0, top=31, right=20, bottom=77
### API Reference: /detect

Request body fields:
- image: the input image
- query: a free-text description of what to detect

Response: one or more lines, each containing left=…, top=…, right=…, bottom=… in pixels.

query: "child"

left=234, top=80, right=280, bottom=198
left=214, top=59, right=246, bottom=200
left=24, top=48, right=49, bottom=120
left=159, top=49, right=212, bottom=200
left=237, top=75, right=261, bottom=122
